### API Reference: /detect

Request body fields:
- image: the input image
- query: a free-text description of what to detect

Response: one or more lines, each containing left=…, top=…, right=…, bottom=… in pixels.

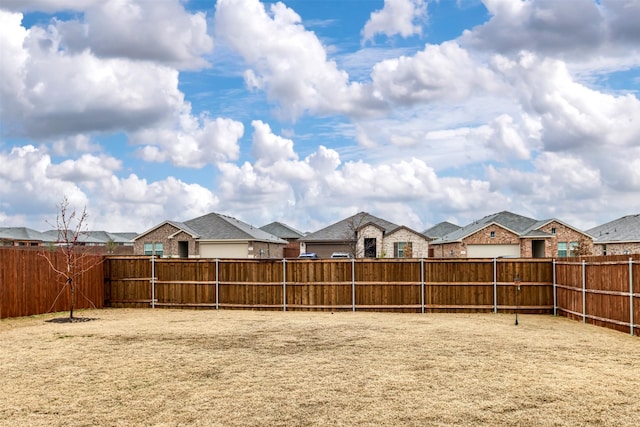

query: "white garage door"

left=466, top=244, right=520, bottom=258
left=199, top=242, right=248, bottom=259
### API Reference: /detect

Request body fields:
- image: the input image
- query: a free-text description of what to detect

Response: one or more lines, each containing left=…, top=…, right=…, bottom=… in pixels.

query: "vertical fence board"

left=3, top=251, right=639, bottom=336
left=0, top=248, right=104, bottom=319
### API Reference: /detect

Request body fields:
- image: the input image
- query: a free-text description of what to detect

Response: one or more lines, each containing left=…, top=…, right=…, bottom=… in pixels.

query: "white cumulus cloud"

left=362, top=0, right=427, bottom=43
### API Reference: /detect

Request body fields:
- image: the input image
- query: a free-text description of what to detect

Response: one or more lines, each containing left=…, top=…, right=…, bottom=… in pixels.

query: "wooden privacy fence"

left=104, top=257, right=553, bottom=314
left=554, top=257, right=640, bottom=336
left=2, top=250, right=638, bottom=337
left=0, top=248, right=104, bottom=319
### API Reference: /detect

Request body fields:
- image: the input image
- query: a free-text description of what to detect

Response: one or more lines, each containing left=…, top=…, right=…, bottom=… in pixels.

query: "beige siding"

left=199, top=242, right=248, bottom=258
left=466, top=244, right=520, bottom=258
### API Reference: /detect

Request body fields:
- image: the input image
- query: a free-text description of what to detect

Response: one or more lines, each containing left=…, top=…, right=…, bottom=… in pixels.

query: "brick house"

left=429, top=211, right=593, bottom=258
left=133, top=212, right=287, bottom=259
left=299, top=212, right=430, bottom=258
left=587, top=214, right=640, bottom=256
left=259, top=221, right=306, bottom=258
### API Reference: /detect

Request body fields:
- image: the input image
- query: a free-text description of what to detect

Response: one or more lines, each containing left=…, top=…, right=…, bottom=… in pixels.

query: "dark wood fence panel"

left=555, top=259, right=639, bottom=336
left=355, top=260, right=421, bottom=312
left=99, top=257, right=554, bottom=314
left=104, top=256, right=151, bottom=308
left=0, top=248, right=103, bottom=319
left=286, top=260, right=352, bottom=310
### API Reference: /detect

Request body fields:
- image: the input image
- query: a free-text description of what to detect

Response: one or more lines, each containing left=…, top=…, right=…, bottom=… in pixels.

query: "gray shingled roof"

left=1, top=228, right=136, bottom=244
left=0, top=227, right=45, bottom=241
left=260, top=222, right=305, bottom=239
left=180, top=213, right=287, bottom=244
left=301, top=212, right=400, bottom=242
left=433, top=211, right=539, bottom=243
left=587, top=214, right=640, bottom=243
left=40, top=229, right=136, bottom=244
left=423, top=221, right=461, bottom=239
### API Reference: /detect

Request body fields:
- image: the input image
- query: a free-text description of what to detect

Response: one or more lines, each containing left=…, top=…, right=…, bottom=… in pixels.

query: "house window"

left=551, top=227, right=556, bottom=235
left=394, top=242, right=413, bottom=258
left=490, top=231, right=495, bottom=238
left=364, top=238, right=377, bottom=258
left=145, top=242, right=163, bottom=257
left=154, top=243, right=164, bottom=258
left=557, top=242, right=568, bottom=258
left=603, top=244, right=607, bottom=256
left=569, top=242, right=579, bottom=257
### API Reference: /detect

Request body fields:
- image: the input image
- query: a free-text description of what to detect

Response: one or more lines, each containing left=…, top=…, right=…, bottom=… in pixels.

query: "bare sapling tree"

left=39, top=197, right=102, bottom=320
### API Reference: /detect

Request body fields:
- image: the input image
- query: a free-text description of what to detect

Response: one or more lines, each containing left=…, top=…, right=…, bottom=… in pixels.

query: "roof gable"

left=260, top=221, right=305, bottom=239
left=386, top=225, right=429, bottom=240
left=433, top=211, right=537, bottom=243
left=301, top=212, right=400, bottom=242
left=134, top=221, right=188, bottom=241
left=184, top=213, right=286, bottom=243
left=531, top=219, right=592, bottom=239
left=0, top=227, right=45, bottom=241
left=432, top=211, right=591, bottom=244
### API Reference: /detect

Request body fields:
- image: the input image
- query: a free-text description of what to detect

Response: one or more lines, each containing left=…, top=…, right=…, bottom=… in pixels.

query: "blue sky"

left=1, top=0, right=639, bottom=234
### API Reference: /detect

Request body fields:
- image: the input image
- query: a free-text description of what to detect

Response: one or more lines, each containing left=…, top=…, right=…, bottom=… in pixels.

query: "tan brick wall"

left=593, top=242, right=640, bottom=256
left=134, top=224, right=200, bottom=257
left=170, top=231, right=199, bottom=257
left=430, top=222, right=593, bottom=259
left=134, top=223, right=181, bottom=257
left=251, top=241, right=285, bottom=258
left=538, top=221, right=593, bottom=258
left=464, top=225, right=519, bottom=245
left=431, top=242, right=465, bottom=258
left=381, top=228, right=429, bottom=258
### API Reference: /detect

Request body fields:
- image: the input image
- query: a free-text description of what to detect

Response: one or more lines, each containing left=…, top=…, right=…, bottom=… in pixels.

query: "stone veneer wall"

left=356, top=225, right=384, bottom=258
left=381, top=228, right=429, bottom=258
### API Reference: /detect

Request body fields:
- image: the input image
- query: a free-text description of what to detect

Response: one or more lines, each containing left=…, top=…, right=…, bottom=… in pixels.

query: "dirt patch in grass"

left=1, top=308, right=638, bottom=426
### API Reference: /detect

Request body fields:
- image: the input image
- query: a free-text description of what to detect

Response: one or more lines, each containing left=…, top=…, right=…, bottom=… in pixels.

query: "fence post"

left=421, top=258, right=425, bottom=314
left=215, top=258, right=219, bottom=310
left=283, top=258, right=287, bottom=312
left=553, top=259, right=557, bottom=316
left=582, top=259, right=586, bottom=323
left=630, top=258, right=634, bottom=336
left=493, top=258, right=497, bottom=313
left=351, top=258, right=356, bottom=312
left=151, top=255, right=155, bottom=309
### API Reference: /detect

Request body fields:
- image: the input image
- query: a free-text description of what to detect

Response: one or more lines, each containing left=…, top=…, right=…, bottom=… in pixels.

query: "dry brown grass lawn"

left=1, top=308, right=639, bottom=426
